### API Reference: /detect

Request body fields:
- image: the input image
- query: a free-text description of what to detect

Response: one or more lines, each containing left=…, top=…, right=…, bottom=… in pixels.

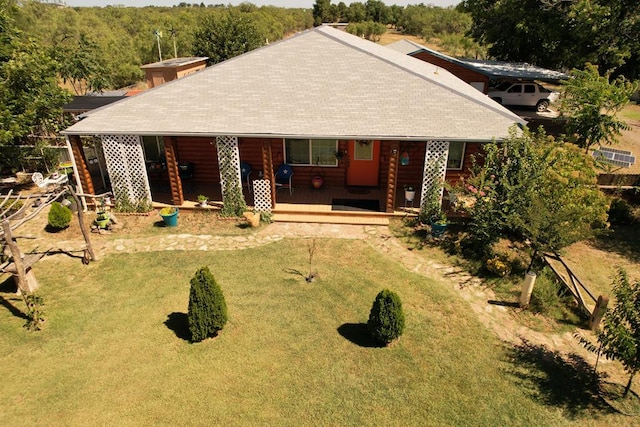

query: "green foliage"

left=219, top=154, right=247, bottom=218
left=23, top=293, right=45, bottom=332
left=419, top=155, right=447, bottom=224
left=188, top=266, right=228, bottom=343
left=0, top=2, right=71, bottom=146
left=192, top=10, right=265, bottom=66
left=111, top=173, right=153, bottom=213
left=345, top=20, right=386, bottom=42
left=608, top=198, right=635, bottom=225
left=485, top=255, right=511, bottom=278
left=367, top=289, right=405, bottom=345
left=462, top=127, right=609, bottom=255
left=559, top=64, right=638, bottom=152
left=586, top=269, right=640, bottom=397
left=47, top=201, right=72, bottom=230
left=399, top=4, right=473, bottom=43
left=461, top=0, right=640, bottom=79
left=53, top=33, right=111, bottom=95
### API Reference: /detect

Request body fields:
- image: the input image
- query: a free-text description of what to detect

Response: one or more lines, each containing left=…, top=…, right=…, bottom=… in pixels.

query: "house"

left=140, top=57, right=208, bottom=89
left=61, top=26, right=524, bottom=217
left=386, top=39, right=568, bottom=94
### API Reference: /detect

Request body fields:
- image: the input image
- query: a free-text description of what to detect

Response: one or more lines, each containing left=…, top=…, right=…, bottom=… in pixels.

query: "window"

left=507, top=84, right=522, bottom=93
left=447, top=142, right=466, bottom=170
left=142, top=136, right=164, bottom=162
left=524, top=84, right=536, bottom=93
left=284, top=139, right=337, bottom=166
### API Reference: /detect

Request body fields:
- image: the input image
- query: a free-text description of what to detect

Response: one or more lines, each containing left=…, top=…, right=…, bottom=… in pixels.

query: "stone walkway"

left=28, top=220, right=628, bottom=385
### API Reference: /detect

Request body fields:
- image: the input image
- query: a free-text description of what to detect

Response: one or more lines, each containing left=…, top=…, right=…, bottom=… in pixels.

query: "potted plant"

left=197, top=194, right=209, bottom=207
left=430, top=210, right=448, bottom=237
left=159, top=206, right=179, bottom=226
left=404, top=185, right=416, bottom=202
left=95, top=211, right=111, bottom=229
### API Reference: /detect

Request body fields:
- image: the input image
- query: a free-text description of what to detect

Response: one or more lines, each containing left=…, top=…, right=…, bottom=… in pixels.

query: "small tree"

left=463, top=127, right=609, bottom=260
left=367, top=289, right=405, bottom=345
left=188, top=266, right=228, bottom=343
left=559, top=63, right=637, bottom=153
left=581, top=269, right=640, bottom=397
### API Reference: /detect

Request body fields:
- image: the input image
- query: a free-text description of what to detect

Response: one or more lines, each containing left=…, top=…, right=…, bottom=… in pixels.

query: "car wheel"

left=536, top=100, right=549, bottom=112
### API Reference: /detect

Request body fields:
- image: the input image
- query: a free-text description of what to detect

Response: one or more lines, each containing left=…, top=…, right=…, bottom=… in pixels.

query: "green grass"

left=0, top=239, right=632, bottom=425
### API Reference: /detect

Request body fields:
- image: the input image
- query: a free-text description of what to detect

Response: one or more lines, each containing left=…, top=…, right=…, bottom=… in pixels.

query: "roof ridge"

left=315, top=26, right=523, bottom=125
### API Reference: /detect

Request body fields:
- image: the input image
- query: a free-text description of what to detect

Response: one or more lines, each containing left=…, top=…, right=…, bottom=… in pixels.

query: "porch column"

left=67, top=135, right=94, bottom=195
left=420, top=140, right=449, bottom=212
left=261, top=140, right=276, bottom=207
left=385, top=141, right=400, bottom=213
left=100, top=135, right=152, bottom=207
left=164, top=137, right=184, bottom=205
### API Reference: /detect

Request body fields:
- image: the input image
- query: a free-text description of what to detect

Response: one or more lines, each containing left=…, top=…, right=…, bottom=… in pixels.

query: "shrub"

left=485, top=255, right=511, bottom=277
left=47, top=202, right=72, bottom=230
left=367, top=289, right=406, bottom=345
left=608, top=198, right=634, bottom=225
left=188, top=266, right=228, bottom=342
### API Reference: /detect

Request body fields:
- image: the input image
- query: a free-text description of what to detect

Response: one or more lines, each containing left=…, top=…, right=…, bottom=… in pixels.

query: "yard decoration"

left=188, top=266, right=228, bottom=342
left=159, top=207, right=179, bottom=226
left=367, top=289, right=405, bottom=345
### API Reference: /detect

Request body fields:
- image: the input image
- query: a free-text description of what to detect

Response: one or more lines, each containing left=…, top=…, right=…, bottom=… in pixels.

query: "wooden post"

left=589, top=295, right=609, bottom=331
left=520, top=271, right=537, bottom=308
left=67, top=185, right=96, bottom=262
left=68, top=135, right=95, bottom=195
left=164, top=136, right=184, bottom=206
left=2, top=220, right=27, bottom=293
left=385, top=141, right=400, bottom=213
left=262, top=140, right=276, bottom=208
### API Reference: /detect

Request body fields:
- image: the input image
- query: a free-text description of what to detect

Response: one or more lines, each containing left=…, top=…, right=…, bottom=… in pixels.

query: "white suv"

left=488, top=82, right=559, bottom=112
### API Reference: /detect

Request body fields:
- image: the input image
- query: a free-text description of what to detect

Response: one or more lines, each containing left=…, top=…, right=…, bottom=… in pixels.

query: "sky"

left=64, top=1, right=461, bottom=8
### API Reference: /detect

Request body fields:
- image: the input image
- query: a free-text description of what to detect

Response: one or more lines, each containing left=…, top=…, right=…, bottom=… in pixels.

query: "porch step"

left=272, top=211, right=390, bottom=225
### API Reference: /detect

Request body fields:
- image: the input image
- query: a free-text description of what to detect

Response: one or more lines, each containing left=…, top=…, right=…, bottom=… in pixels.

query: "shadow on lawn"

left=337, top=323, right=384, bottom=348
left=0, top=276, right=28, bottom=320
left=507, top=339, right=612, bottom=419
left=164, top=312, right=191, bottom=341
left=591, top=225, right=640, bottom=265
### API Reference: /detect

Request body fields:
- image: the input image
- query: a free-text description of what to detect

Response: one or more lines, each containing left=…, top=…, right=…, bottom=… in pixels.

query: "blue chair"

left=240, top=162, right=253, bottom=193
left=275, top=164, right=294, bottom=195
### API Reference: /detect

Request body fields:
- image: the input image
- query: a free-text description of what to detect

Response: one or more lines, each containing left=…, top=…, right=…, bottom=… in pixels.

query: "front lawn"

left=0, top=239, right=631, bottom=425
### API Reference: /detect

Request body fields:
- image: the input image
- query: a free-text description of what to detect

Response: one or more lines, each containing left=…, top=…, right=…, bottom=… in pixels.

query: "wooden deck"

left=150, top=182, right=418, bottom=225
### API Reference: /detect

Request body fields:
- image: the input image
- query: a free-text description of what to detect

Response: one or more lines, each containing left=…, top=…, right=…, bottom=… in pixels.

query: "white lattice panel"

left=252, top=179, right=272, bottom=213
left=420, top=140, right=449, bottom=210
left=101, top=135, right=151, bottom=203
left=215, top=136, right=243, bottom=199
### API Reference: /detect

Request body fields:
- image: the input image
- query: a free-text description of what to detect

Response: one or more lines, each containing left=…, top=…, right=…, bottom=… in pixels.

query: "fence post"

left=589, top=295, right=609, bottom=331
left=520, top=271, right=537, bottom=308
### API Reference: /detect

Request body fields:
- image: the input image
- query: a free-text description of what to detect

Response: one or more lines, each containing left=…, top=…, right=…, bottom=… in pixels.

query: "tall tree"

left=192, top=10, right=265, bottom=66
left=0, top=1, right=70, bottom=146
left=312, top=0, right=331, bottom=26
left=54, top=33, right=111, bottom=95
left=559, top=63, right=637, bottom=153
left=460, top=0, right=640, bottom=78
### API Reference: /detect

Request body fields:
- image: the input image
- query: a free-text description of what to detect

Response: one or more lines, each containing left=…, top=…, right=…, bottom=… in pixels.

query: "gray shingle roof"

left=63, top=26, right=524, bottom=141
left=387, top=39, right=569, bottom=82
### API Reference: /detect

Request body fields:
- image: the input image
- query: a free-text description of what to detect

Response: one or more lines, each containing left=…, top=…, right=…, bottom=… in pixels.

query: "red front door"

left=346, top=140, right=380, bottom=186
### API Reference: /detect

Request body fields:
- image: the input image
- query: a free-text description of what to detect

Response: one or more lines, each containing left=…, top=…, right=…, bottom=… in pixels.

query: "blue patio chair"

left=275, top=164, right=294, bottom=195
left=240, top=162, right=253, bottom=193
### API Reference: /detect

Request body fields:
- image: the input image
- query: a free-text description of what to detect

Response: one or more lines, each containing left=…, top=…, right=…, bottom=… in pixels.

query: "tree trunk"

left=67, top=185, right=96, bottom=262
left=623, top=370, right=636, bottom=398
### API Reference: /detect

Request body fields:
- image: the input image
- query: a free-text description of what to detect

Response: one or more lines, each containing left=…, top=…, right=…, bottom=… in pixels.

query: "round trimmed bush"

left=47, top=202, right=72, bottom=230
left=188, top=266, right=228, bottom=342
left=367, top=289, right=406, bottom=345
